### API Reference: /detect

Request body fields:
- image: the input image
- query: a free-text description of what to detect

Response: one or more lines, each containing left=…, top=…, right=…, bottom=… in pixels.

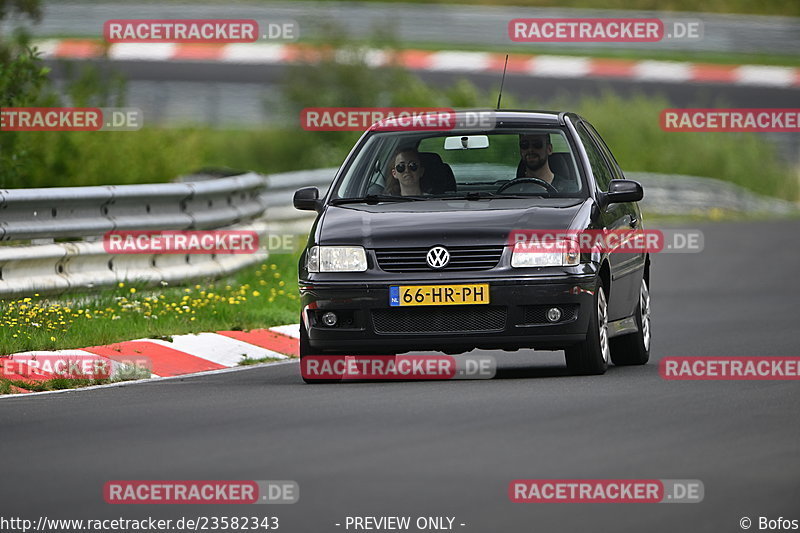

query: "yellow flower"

left=252, top=291, right=260, bottom=297
left=118, top=282, right=125, bottom=288
left=129, top=288, right=136, bottom=294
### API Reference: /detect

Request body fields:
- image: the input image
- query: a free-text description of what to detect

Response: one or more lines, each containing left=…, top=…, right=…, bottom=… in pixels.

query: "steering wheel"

left=496, top=178, right=558, bottom=195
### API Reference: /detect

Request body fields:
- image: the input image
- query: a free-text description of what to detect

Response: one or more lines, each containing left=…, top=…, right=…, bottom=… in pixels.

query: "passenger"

left=384, top=148, right=425, bottom=196
left=517, top=133, right=572, bottom=192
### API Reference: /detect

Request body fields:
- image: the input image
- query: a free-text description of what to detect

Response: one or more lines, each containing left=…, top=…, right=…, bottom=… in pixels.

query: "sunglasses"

left=394, top=162, right=419, bottom=173
left=519, top=140, right=546, bottom=150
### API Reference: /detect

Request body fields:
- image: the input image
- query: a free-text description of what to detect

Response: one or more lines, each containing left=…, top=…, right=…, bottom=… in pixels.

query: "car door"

left=575, top=121, right=640, bottom=321
left=583, top=121, right=647, bottom=319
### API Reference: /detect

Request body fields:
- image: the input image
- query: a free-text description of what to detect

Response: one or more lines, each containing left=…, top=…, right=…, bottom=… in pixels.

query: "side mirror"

left=293, top=187, right=321, bottom=212
left=601, top=179, right=643, bottom=207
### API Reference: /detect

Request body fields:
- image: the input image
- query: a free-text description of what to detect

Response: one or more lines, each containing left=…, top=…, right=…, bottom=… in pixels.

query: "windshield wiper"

left=330, top=195, right=425, bottom=205
left=445, top=191, right=539, bottom=200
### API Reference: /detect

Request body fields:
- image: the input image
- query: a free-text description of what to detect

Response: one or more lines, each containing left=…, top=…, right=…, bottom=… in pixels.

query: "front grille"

left=522, top=304, right=578, bottom=324
left=372, top=306, right=507, bottom=334
left=374, top=246, right=504, bottom=272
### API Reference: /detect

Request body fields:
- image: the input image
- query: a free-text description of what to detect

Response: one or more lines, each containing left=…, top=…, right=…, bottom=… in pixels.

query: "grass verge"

left=0, top=377, right=109, bottom=394
left=0, top=249, right=303, bottom=355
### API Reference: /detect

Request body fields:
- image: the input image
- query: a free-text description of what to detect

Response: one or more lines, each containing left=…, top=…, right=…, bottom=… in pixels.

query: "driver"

left=516, top=133, right=573, bottom=192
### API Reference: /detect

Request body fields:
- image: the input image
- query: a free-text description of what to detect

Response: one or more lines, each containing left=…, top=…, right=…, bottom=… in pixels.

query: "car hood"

left=315, top=198, right=592, bottom=248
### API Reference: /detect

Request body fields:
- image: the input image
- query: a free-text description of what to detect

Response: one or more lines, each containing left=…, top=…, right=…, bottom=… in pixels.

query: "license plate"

left=389, top=284, right=490, bottom=306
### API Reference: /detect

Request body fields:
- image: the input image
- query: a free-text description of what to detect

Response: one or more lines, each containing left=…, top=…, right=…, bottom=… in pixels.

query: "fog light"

left=546, top=307, right=562, bottom=322
left=321, top=311, right=338, bottom=327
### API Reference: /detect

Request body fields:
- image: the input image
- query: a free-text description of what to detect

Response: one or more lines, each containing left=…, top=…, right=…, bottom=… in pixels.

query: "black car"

left=293, top=110, right=651, bottom=380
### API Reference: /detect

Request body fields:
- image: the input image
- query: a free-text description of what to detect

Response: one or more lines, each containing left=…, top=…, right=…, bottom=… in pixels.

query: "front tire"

left=564, top=285, right=609, bottom=375
left=610, top=278, right=651, bottom=366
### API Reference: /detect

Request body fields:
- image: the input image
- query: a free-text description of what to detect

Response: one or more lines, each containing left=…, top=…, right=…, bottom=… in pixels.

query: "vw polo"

left=294, top=110, right=651, bottom=381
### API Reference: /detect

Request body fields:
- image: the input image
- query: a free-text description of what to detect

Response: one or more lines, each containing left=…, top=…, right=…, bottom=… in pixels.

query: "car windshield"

left=332, top=129, right=585, bottom=201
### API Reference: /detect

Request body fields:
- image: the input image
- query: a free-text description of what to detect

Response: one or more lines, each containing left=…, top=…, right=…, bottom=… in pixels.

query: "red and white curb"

left=34, top=39, right=800, bottom=88
left=0, top=324, right=301, bottom=394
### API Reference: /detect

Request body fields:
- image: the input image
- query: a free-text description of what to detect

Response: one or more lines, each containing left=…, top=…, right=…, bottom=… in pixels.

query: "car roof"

left=367, top=110, right=582, bottom=132
left=482, top=110, right=569, bottom=125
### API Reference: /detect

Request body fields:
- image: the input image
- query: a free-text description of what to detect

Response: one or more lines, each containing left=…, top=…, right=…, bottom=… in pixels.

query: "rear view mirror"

left=444, top=135, right=489, bottom=150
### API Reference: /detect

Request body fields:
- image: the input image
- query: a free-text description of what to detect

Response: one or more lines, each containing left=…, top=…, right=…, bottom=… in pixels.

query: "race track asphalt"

left=1, top=220, right=798, bottom=533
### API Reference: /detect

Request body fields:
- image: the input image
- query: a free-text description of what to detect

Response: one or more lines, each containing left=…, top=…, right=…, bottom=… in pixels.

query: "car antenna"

left=496, top=54, right=509, bottom=110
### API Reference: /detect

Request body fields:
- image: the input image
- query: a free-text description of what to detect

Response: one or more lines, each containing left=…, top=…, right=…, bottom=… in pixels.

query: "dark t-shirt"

left=515, top=159, right=577, bottom=193
left=551, top=172, right=578, bottom=193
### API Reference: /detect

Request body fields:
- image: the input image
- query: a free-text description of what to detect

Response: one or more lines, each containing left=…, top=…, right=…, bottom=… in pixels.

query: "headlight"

left=511, top=239, right=580, bottom=268
left=307, top=246, right=368, bottom=272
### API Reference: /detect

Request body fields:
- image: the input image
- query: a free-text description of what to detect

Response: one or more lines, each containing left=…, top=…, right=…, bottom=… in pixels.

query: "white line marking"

left=146, top=333, right=288, bottom=366
left=270, top=324, right=300, bottom=339
left=529, top=56, right=591, bottom=78
left=634, top=60, right=693, bottom=82
left=222, top=43, right=286, bottom=63
left=108, top=43, right=176, bottom=61
left=428, top=51, right=491, bottom=72
left=736, top=65, right=795, bottom=87
left=32, top=39, right=61, bottom=58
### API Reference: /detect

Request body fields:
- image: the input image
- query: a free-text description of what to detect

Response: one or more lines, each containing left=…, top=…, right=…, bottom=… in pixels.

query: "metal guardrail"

left=0, top=172, right=266, bottom=241
left=627, top=172, right=800, bottom=216
left=0, top=174, right=270, bottom=297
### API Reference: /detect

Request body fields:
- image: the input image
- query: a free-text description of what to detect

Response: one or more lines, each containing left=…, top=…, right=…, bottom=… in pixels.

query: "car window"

left=332, top=129, right=585, bottom=199
left=576, top=123, right=614, bottom=192
left=582, top=121, right=625, bottom=180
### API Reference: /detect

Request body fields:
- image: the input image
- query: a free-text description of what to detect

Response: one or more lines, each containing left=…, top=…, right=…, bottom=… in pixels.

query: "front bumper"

left=300, top=273, right=597, bottom=354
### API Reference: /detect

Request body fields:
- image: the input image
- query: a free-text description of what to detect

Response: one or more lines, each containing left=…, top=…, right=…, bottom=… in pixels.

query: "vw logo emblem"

left=426, top=246, right=450, bottom=269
